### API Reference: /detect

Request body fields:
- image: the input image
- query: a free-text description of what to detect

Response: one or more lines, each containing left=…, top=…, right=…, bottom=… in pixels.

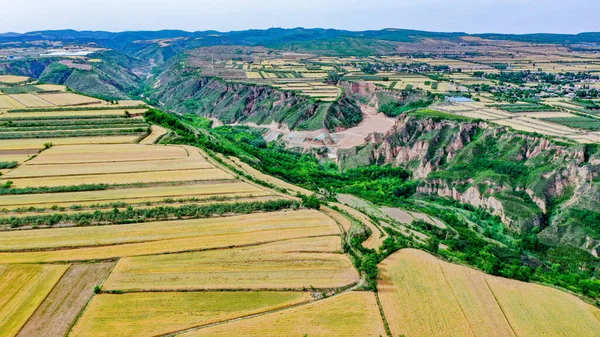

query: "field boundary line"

left=0, top=194, right=277, bottom=220
left=102, top=280, right=357, bottom=294
left=437, top=260, right=476, bottom=337
left=157, top=280, right=366, bottom=337
left=13, top=264, right=71, bottom=337
left=483, top=277, right=519, bottom=337
left=0, top=229, right=337, bottom=254
left=26, top=157, right=193, bottom=166
left=374, top=291, right=392, bottom=337
left=4, top=234, right=343, bottom=264
left=5, top=167, right=220, bottom=180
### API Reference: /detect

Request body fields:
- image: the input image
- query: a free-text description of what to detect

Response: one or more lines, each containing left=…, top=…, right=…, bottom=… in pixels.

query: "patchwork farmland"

left=0, top=79, right=599, bottom=337
left=433, top=100, right=600, bottom=144
left=0, top=81, right=372, bottom=336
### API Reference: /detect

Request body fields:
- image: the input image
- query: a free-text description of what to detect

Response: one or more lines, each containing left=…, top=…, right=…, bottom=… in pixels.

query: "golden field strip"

left=0, top=108, right=146, bottom=118
left=0, top=75, right=29, bottom=84
left=102, top=236, right=358, bottom=291
left=2, top=158, right=214, bottom=178
left=35, top=93, right=101, bottom=106
left=9, top=94, right=54, bottom=108
left=29, top=143, right=189, bottom=164
left=0, top=264, right=69, bottom=337
left=378, top=249, right=600, bottom=337
left=1, top=142, right=232, bottom=188
left=0, top=210, right=331, bottom=251
left=181, top=292, right=386, bottom=337
left=70, top=292, right=313, bottom=337
left=4, top=168, right=232, bottom=188
left=0, top=195, right=279, bottom=219
left=0, top=210, right=340, bottom=263
left=0, top=136, right=141, bottom=150
left=139, top=124, right=167, bottom=144
left=0, top=95, right=25, bottom=109
left=0, top=181, right=264, bottom=209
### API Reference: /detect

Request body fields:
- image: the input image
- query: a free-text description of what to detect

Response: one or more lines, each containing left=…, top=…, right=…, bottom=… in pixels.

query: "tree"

left=427, top=236, right=440, bottom=254
left=301, top=194, right=321, bottom=210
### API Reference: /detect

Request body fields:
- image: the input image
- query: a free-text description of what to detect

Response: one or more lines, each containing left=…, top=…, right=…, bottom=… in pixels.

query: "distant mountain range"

left=1, top=28, right=600, bottom=48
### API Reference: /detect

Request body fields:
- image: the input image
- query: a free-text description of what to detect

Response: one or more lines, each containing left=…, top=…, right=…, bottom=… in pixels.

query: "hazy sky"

left=1, top=0, right=598, bottom=34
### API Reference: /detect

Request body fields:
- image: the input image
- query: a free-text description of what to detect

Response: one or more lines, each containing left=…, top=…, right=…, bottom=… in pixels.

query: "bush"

left=0, top=162, right=17, bottom=169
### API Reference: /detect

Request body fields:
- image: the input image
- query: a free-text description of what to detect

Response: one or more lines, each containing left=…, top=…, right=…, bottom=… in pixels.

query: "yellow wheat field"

left=0, top=95, right=25, bottom=109
left=9, top=94, right=54, bottom=108
left=36, top=93, right=101, bottom=106
left=102, top=236, right=356, bottom=291
left=0, top=264, right=69, bottom=337
left=2, top=195, right=279, bottom=219
left=0, top=182, right=264, bottom=209
left=440, top=258, right=516, bottom=337
left=34, top=84, right=67, bottom=92
left=29, top=143, right=189, bottom=164
left=182, top=292, right=386, bottom=337
left=0, top=211, right=339, bottom=263
left=139, top=125, right=168, bottom=144
left=487, top=276, right=600, bottom=337
left=0, top=181, right=263, bottom=208
left=70, top=292, right=312, bottom=337
left=0, top=136, right=140, bottom=151
left=245, top=71, right=263, bottom=79
left=321, top=206, right=352, bottom=232
left=4, top=168, right=232, bottom=188
left=2, top=109, right=147, bottom=119
left=0, top=210, right=330, bottom=251
left=378, top=249, right=475, bottom=337
left=0, top=224, right=326, bottom=263
left=0, top=75, right=29, bottom=83
left=3, top=158, right=213, bottom=179
left=379, top=249, right=600, bottom=337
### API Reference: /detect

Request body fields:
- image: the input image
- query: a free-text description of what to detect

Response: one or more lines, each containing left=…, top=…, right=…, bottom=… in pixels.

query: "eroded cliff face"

left=338, top=113, right=600, bottom=255
left=148, top=69, right=363, bottom=131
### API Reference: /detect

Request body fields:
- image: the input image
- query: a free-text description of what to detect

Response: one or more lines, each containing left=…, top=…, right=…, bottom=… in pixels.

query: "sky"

left=1, top=0, right=599, bottom=34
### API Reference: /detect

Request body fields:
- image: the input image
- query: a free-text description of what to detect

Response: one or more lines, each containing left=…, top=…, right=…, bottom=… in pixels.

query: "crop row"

left=0, top=128, right=149, bottom=139
left=0, top=123, right=149, bottom=132
left=541, top=116, right=600, bottom=131
left=0, top=199, right=298, bottom=228
left=0, top=114, right=126, bottom=121
left=3, top=118, right=146, bottom=127
left=7, top=105, right=147, bottom=113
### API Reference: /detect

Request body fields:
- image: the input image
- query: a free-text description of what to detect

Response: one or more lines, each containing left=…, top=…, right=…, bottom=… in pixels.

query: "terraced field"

left=102, top=236, right=358, bottom=291
left=70, top=292, right=313, bottom=337
left=0, top=84, right=368, bottom=336
left=183, top=292, right=386, bottom=337
left=434, top=101, right=600, bottom=144
left=2, top=81, right=597, bottom=336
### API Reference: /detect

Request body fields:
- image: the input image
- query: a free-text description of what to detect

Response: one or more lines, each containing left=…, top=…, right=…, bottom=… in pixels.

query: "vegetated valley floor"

left=0, top=81, right=599, bottom=337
